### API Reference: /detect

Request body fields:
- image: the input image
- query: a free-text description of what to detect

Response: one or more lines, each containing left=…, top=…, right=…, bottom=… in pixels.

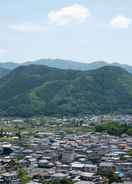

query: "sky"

left=0, top=0, right=132, bottom=65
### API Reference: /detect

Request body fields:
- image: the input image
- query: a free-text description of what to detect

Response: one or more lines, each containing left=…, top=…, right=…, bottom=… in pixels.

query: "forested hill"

left=0, top=67, right=10, bottom=78
left=0, top=65, right=132, bottom=117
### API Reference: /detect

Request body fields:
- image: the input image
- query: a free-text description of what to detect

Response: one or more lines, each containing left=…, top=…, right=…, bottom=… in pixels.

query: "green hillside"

left=0, top=65, right=132, bottom=117
left=0, top=67, right=10, bottom=78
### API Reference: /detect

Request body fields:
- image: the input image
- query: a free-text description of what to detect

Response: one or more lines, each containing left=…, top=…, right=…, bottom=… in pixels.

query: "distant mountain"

left=111, top=63, right=132, bottom=74
left=27, top=59, right=108, bottom=71
left=0, top=65, right=132, bottom=117
left=0, top=59, right=132, bottom=74
left=27, top=59, right=132, bottom=73
left=0, top=62, right=19, bottom=70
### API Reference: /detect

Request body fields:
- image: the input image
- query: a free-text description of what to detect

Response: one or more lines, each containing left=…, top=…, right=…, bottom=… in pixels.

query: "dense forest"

left=0, top=65, right=132, bottom=117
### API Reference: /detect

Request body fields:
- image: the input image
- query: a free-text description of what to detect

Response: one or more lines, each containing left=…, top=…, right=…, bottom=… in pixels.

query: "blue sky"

left=0, top=0, right=132, bottom=64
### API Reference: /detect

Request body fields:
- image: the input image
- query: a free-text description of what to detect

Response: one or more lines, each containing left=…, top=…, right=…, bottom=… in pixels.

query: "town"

left=0, top=115, right=131, bottom=184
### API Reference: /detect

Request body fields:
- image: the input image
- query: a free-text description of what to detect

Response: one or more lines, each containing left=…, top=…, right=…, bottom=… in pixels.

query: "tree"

left=0, top=128, right=4, bottom=137
left=107, top=171, right=121, bottom=184
left=128, top=149, right=132, bottom=157
left=17, top=168, right=31, bottom=184
left=42, top=179, right=74, bottom=184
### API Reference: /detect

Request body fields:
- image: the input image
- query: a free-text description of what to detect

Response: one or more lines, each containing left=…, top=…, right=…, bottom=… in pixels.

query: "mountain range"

left=0, top=64, right=132, bottom=117
left=0, top=59, right=132, bottom=75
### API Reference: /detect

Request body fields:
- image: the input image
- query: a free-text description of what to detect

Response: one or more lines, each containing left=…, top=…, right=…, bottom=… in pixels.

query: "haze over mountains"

left=0, top=63, right=132, bottom=117
left=0, top=59, right=132, bottom=74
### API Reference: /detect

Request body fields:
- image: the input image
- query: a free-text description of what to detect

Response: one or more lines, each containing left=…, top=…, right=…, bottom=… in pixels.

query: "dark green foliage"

left=95, top=122, right=132, bottom=136
left=42, top=179, right=74, bottom=184
left=128, top=149, right=132, bottom=156
left=0, top=65, right=132, bottom=116
left=127, top=128, right=132, bottom=136
left=107, top=170, right=121, bottom=184
left=17, top=168, right=31, bottom=184
left=99, top=168, right=121, bottom=184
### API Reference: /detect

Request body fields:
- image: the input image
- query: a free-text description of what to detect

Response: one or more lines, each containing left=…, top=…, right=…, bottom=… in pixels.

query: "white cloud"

left=111, top=15, right=132, bottom=29
left=10, top=23, right=46, bottom=32
left=48, top=4, right=90, bottom=25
